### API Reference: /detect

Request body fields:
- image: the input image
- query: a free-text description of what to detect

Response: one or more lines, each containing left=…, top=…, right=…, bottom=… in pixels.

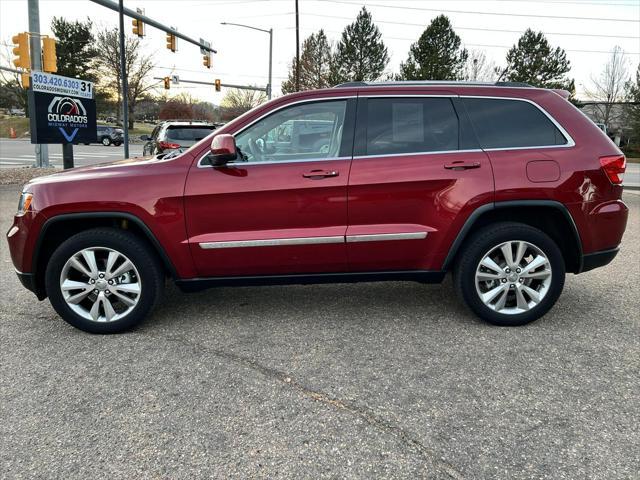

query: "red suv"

left=7, top=82, right=628, bottom=333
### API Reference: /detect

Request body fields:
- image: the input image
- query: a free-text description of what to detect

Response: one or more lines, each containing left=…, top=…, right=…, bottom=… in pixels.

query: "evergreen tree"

left=50, top=17, right=97, bottom=82
left=625, top=65, right=640, bottom=146
left=282, top=30, right=333, bottom=94
left=399, top=15, right=468, bottom=80
left=331, top=7, right=389, bottom=84
left=504, top=29, right=574, bottom=92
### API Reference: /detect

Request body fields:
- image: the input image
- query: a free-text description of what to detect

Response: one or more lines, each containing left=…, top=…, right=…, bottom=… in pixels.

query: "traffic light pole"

left=118, top=0, right=130, bottom=159
left=27, top=0, right=49, bottom=167
left=154, top=77, right=268, bottom=93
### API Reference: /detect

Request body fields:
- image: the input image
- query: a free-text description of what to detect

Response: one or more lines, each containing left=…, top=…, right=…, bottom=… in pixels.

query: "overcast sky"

left=1, top=0, right=639, bottom=103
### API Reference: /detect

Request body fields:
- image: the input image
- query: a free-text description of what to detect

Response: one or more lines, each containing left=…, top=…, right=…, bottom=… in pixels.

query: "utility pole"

left=268, top=28, right=273, bottom=99
left=118, top=0, right=130, bottom=158
left=295, top=0, right=300, bottom=92
left=27, top=0, right=49, bottom=167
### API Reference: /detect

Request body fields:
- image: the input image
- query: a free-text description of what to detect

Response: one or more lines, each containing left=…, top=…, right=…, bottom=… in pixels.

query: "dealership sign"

left=28, top=72, right=97, bottom=144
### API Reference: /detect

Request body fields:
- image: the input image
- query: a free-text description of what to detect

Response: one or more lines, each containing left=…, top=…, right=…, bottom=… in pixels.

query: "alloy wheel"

left=59, top=247, right=142, bottom=322
left=475, top=240, right=552, bottom=315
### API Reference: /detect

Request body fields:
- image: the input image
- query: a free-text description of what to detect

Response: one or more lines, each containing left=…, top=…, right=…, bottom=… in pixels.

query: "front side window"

left=234, top=100, right=347, bottom=163
left=462, top=98, right=567, bottom=149
left=364, top=97, right=459, bottom=156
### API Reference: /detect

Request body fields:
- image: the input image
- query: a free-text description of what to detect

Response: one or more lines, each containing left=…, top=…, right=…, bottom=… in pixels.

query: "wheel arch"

left=33, top=212, right=177, bottom=299
left=443, top=200, right=583, bottom=274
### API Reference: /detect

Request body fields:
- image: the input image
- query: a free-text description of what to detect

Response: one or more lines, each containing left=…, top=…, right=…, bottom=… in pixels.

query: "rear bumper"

left=580, top=247, right=619, bottom=273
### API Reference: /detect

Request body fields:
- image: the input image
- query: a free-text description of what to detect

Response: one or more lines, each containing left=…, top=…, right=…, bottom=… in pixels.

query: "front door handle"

left=444, top=161, right=481, bottom=170
left=303, top=169, right=339, bottom=179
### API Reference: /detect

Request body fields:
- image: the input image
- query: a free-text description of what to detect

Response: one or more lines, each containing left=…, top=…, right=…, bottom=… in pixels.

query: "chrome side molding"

left=199, top=232, right=428, bottom=249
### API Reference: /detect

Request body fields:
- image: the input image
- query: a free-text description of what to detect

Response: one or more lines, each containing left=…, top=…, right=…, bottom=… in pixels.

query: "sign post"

left=28, top=71, right=97, bottom=168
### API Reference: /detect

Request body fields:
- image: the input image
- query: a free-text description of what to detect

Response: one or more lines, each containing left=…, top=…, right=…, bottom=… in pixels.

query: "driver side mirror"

left=208, top=134, right=237, bottom=166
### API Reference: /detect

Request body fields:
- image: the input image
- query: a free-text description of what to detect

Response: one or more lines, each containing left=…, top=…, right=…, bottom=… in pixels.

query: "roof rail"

left=334, top=80, right=533, bottom=88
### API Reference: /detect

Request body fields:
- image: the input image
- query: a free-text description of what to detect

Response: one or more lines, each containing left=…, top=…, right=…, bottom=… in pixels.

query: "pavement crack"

left=163, top=333, right=464, bottom=479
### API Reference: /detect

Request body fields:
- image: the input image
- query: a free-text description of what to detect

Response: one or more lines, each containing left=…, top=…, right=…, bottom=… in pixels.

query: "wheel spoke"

left=521, top=255, right=548, bottom=275
left=102, top=296, right=117, bottom=321
left=108, top=259, right=133, bottom=280
left=105, top=251, right=120, bottom=277
left=69, top=257, right=93, bottom=278
left=514, top=241, right=527, bottom=267
left=89, top=293, right=103, bottom=321
left=482, top=284, right=508, bottom=304
left=521, top=269, right=551, bottom=280
left=114, top=282, right=140, bottom=295
left=110, top=289, right=136, bottom=307
left=476, top=271, right=503, bottom=281
left=515, top=286, right=530, bottom=310
left=494, top=288, right=509, bottom=311
left=500, top=242, right=515, bottom=267
left=481, top=256, right=503, bottom=274
left=81, top=249, right=98, bottom=277
left=61, top=279, right=93, bottom=304
left=522, top=285, right=542, bottom=304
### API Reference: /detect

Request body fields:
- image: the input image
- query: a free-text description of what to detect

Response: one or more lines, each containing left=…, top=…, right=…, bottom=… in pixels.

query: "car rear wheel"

left=101, top=137, right=111, bottom=146
left=453, top=222, right=565, bottom=326
left=45, top=228, right=164, bottom=333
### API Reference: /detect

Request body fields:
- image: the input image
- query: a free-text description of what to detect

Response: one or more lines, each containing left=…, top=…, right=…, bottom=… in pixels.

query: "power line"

left=314, top=0, right=640, bottom=23
left=293, top=13, right=640, bottom=41
left=287, top=24, right=640, bottom=55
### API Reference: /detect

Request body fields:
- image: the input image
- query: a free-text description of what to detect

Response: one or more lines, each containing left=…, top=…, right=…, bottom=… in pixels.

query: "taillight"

left=599, top=155, right=626, bottom=185
left=159, top=141, right=180, bottom=149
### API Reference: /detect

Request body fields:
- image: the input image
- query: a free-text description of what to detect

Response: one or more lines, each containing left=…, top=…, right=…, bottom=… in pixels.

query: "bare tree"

left=94, top=28, right=155, bottom=129
left=585, top=46, right=630, bottom=127
left=220, top=88, right=266, bottom=120
left=462, top=50, right=498, bottom=82
left=0, top=46, right=28, bottom=112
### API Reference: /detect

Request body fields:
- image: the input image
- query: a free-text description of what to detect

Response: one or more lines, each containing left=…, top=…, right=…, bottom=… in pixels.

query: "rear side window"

left=165, top=126, right=215, bottom=141
left=364, top=97, right=459, bottom=156
left=462, top=98, right=567, bottom=149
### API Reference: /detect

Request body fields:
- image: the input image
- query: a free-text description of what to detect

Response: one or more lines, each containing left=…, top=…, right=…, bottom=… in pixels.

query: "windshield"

left=166, top=126, right=215, bottom=142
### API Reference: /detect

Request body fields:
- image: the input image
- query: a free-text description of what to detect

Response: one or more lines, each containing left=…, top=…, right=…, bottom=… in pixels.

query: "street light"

left=221, top=22, right=273, bottom=99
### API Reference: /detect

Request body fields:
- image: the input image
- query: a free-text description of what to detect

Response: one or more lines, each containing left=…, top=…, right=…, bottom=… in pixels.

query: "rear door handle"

left=303, top=169, right=339, bottom=179
left=444, top=161, right=481, bottom=170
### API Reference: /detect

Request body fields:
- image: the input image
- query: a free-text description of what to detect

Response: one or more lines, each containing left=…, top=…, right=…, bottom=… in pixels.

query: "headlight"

left=17, top=192, right=33, bottom=215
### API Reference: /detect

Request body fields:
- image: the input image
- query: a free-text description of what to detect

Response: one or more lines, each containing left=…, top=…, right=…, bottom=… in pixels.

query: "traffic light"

left=20, top=73, right=30, bottom=89
left=202, top=53, right=211, bottom=69
left=166, top=31, right=176, bottom=52
left=214, top=79, right=221, bottom=92
left=42, top=37, right=57, bottom=73
left=132, top=8, right=145, bottom=37
left=11, top=32, right=30, bottom=70
left=163, top=77, right=170, bottom=90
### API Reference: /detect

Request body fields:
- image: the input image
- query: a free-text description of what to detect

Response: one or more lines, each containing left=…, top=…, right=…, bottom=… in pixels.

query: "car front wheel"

left=101, top=137, right=111, bottom=146
left=45, top=228, right=164, bottom=333
left=454, top=222, right=565, bottom=326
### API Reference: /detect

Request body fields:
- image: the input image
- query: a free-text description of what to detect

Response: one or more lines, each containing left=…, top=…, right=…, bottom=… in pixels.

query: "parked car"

left=7, top=81, right=628, bottom=333
left=87, top=126, right=123, bottom=146
left=141, top=121, right=218, bottom=156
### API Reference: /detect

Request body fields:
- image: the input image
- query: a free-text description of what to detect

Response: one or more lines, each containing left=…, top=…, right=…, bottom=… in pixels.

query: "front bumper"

left=15, top=270, right=45, bottom=299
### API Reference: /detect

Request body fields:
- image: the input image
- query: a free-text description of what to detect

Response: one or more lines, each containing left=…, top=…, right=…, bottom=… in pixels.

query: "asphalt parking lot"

left=1, top=184, right=638, bottom=479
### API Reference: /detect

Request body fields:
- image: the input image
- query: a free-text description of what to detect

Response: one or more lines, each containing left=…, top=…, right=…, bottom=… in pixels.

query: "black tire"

left=45, top=228, right=164, bottom=334
left=101, top=136, right=111, bottom=146
left=113, top=141, right=122, bottom=146
left=453, top=222, right=565, bottom=326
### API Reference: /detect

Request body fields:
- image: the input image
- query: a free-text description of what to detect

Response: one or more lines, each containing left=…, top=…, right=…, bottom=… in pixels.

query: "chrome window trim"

left=353, top=148, right=483, bottom=160
left=197, top=96, right=355, bottom=168
left=198, top=232, right=428, bottom=249
left=346, top=232, right=428, bottom=243
left=460, top=95, right=576, bottom=149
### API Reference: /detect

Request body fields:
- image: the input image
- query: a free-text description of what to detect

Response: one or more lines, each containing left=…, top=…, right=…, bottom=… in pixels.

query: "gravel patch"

left=0, top=167, right=58, bottom=186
